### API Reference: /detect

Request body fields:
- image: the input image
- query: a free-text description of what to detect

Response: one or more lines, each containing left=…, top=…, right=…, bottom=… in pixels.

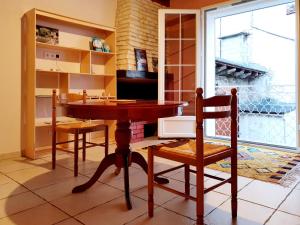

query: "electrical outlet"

left=44, top=51, right=62, bottom=60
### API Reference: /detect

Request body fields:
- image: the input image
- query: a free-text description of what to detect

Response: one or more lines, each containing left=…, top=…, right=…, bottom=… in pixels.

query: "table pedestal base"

left=72, top=120, right=168, bottom=210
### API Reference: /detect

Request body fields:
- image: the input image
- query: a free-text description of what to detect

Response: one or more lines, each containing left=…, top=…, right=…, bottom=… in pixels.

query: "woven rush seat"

left=154, top=139, right=229, bottom=159
left=56, top=121, right=104, bottom=133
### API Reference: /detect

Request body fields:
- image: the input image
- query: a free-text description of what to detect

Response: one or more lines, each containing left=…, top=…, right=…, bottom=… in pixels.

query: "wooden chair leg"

left=52, top=130, right=56, bottom=170
left=184, top=164, right=190, bottom=199
left=148, top=147, right=154, bottom=217
left=82, top=133, right=86, bottom=161
left=231, top=152, right=238, bottom=218
left=74, top=131, right=79, bottom=177
left=196, top=165, right=204, bottom=225
left=104, top=125, right=109, bottom=156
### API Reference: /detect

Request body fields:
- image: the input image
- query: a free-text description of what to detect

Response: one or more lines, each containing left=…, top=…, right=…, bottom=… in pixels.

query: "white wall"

left=0, top=0, right=117, bottom=155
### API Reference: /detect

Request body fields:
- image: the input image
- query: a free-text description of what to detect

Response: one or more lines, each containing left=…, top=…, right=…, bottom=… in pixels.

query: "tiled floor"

left=0, top=138, right=299, bottom=225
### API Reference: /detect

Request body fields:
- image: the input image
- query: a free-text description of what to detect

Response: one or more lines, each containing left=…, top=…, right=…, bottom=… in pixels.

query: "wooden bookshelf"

left=21, top=8, right=116, bottom=159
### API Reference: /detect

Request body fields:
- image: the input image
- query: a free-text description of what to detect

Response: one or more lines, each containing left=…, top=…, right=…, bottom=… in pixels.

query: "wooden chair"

left=52, top=89, right=109, bottom=176
left=148, top=88, right=238, bottom=225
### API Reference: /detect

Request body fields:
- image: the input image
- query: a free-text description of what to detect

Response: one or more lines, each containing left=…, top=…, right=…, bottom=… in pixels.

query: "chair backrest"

left=195, top=88, right=238, bottom=156
left=51, top=90, right=87, bottom=128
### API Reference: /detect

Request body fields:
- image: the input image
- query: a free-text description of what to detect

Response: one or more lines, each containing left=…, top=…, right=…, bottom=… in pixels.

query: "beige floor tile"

left=0, top=180, right=28, bottom=200
left=106, top=170, right=148, bottom=192
left=162, top=191, right=229, bottom=220
left=6, top=165, right=74, bottom=190
left=205, top=176, right=253, bottom=196
left=0, top=192, right=45, bottom=218
left=0, top=175, right=11, bottom=185
left=77, top=160, right=106, bottom=176
left=50, top=182, right=123, bottom=216
left=127, top=207, right=195, bottom=225
left=41, top=152, right=73, bottom=162
left=238, top=180, right=291, bottom=208
left=0, top=158, right=48, bottom=174
left=88, top=164, right=141, bottom=184
left=33, top=176, right=89, bottom=202
left=76, top=196, right=147, bottom=225
left=132, top=179, right=189, bottom=206
left=55, top=218, right=83, bottom=225
left=107, top=162, right=185, bottom=194
left=205, top=199, right=274, bottom=225
left=266, top=211, right=300, bottom=225
left=84, top=148, right=110, bottom=161
left=279, top=189, right=300, bottom=216
left=170, top=168, right=224, bottom=186
left=0, top=203, right=68, bottom=225
left=150, top=161, right=183, bottom=176
left=44, top=150, right=107, bottom=176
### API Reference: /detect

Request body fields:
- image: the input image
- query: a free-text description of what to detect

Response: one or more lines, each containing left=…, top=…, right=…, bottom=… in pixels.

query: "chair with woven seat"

left=148, top=88, right=238, bottom=225
left=52, top=89, right=109, bottom=176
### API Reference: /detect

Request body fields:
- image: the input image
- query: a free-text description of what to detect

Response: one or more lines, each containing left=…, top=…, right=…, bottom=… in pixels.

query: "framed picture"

left=134, top=48, right=148, bottom=71
left=152, top=57, right=158, bottom=72
left=36, top=25, right=59, bottom=45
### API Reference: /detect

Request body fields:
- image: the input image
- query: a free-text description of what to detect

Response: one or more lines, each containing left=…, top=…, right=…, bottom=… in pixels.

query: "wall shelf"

left=36, top=42, right=116, bottom=56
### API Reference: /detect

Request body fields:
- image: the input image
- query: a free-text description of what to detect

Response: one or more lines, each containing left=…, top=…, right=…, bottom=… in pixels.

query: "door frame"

left=158, top=9, right=201, bottom=138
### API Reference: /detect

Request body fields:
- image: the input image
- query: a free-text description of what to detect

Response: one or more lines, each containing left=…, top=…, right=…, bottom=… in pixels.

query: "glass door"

left=205, top=0, right=297, bottom=148
left=158, top=9, right=200, bottom=138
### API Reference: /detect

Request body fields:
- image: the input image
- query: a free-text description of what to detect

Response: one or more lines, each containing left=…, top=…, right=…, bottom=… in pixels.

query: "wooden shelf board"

left=36, top=69, right=67, bottom=74
left=35, top=9, right=116, bottom=32
left=91, top=73, right=115, bottom=77
left=36, top=42, right=89, bottom=52
left=36, top=69, right=90, bottom=76
left=91, top=50, right=115, bottom=57
left=36, top=42, right=116, bottom=56
left=35, top=116, right=78, bottom=127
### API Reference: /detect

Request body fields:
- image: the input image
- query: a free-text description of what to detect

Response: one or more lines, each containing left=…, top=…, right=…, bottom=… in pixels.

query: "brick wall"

left=116, top=0, right=164, bottom=71
left=130, top=121, right=145, bottom=143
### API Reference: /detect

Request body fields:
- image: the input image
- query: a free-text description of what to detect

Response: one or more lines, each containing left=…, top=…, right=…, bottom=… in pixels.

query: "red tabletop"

left=66, top=100, right=185, bottom=121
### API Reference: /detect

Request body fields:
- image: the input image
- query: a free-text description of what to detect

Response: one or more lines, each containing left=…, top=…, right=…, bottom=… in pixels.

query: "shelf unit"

left=21, top=9, right=116, bottom=159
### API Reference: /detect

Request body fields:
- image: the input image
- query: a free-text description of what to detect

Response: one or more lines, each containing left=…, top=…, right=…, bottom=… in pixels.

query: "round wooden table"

left=66, top=100, right=184, bottom=209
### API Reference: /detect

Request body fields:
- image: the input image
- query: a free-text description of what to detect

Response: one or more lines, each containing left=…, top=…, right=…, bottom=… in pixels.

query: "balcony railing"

left=215, top=85, right=296, bottom=148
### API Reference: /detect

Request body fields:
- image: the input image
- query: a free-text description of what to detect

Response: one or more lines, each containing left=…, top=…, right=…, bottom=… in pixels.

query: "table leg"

left=72, top=153, right=116, bottom=193
left=123, top=153, right=132, bottom=209
left=115, top=121, right=132, bottom=210
left=131, top=152, right=169, bottom=184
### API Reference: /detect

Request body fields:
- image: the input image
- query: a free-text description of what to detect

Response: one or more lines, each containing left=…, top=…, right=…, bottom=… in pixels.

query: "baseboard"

left=0, top=151, right=21, bottom=161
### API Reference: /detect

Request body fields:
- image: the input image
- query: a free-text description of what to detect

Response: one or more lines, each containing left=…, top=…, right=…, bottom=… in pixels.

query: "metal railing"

left=214, top=85, right=296, bottom=148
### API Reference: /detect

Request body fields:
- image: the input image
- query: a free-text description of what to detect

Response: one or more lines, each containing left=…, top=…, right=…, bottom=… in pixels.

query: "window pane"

left=181, top=14, right=196, bottom=39
left=165, top=14, right=180, bottom=38
left=181, top=66, right=195, bottom=91
left=165, top=40, right=180, bottom=64
left=165, top=91, right=180, bottom=102
left=181, top=40, right=195, bottom=64
left=165, top=66, right=179, bottom=91
left=181, top=92, right=195, bottom=116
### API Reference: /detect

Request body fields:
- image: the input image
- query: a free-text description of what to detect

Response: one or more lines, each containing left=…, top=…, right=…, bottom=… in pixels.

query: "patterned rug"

left=207, top=141, right=300, bottom=186
left=145, top=139, right=300, bottom=187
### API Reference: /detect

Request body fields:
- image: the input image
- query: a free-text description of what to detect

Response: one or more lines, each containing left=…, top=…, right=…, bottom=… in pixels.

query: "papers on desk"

left=109, top=99, right=137, bottom=103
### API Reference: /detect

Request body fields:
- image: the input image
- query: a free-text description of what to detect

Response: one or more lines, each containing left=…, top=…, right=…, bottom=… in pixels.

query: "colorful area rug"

left=207, top=141, right=300, bottom=186
left=145, top=139, right=300, bottom=186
